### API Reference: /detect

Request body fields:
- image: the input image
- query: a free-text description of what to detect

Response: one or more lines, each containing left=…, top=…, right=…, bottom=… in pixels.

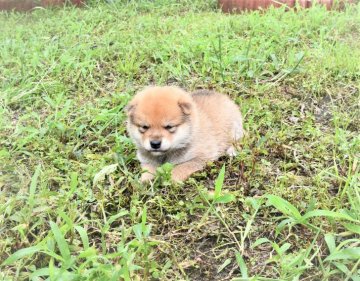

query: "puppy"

left=126, top=86, right=243, bottom=182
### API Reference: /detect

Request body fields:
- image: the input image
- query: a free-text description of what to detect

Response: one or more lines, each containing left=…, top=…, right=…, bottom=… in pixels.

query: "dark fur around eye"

left=164, top=125, right=177, bottom=133
left=138, top=125, right=149, bottom=133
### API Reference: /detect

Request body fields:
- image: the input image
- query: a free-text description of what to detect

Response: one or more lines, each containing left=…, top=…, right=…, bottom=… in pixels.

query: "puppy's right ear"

left=125, top=102, right=136, bottom=116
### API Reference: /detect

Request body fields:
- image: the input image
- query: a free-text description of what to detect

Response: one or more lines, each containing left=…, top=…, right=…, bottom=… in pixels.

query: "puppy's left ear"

left=178, top=96, right=192, bottom=115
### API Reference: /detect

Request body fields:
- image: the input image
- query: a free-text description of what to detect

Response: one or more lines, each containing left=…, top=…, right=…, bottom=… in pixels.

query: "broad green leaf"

left=47, top=237, right=55, bottom=253
left=49, top=257, right=55, bottom=280
left=30, top=268, right=50, bottom=278
left=133, top=224, right=142, bottom=240
left=41, top=250, right=65, bottom=262
left=107, top=210, right=129, bottom=226
left=235, top=252, right=248, bottom=278
left=279, top=243, right=291, bottom=254
left=303, top=210, right=357, bottom=222
left=275, top=218, right=294, bottom=234
left=217, top=258, right=232, bottom=273
left=245, top=197, right=261, bottom=211
left=59, top=211, right=73, bottom=230
left=74, top=226, right=89, bottom=250
left=50, top=221, right=71, bottom=262
left=266, top=195, right=302, bottom=221
left=325, top=247, right=360, bottom=261
left=349, top=274, right=360, bottom=281
left=93, top=164, right=118, bottom=186
left=243, top=215, right=255, bottom=243
left=252, top=237, right=271, bottom=249
left=1, top=245, right=42, bottom=266
left=272, top=243, right=281, bottom=255
left=343, top=223, right=360, bottom=235
left=324, top=233, right=336, bottom=254
left=143, top=224, right=151, bottom=238
left=78, top=247, right=97, bottom=259
left=333, top=262, right=351, bottom=275
left=214, top=193, right=235, bottom=204
left=214, top=164, right=225, bottom=199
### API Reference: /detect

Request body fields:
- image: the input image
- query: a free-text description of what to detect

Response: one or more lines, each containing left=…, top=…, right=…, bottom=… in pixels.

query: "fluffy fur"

left=126, top=86, right=243, bottom=182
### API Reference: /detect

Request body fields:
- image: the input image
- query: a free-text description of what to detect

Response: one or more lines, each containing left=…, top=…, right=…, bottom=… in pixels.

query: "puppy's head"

left=126, top=86, right=194, bottom=156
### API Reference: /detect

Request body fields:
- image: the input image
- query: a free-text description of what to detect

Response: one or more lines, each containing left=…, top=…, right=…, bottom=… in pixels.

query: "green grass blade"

left=59, top=211, right=73, bottom=230
left=93, top=164, right=118, bottom=186
left=343, top=223, right=360, bottom=235
left=235, top=251, right=248, bottom=279
left=303, top=210, right=357, bottom=222
left=78, top=247, right=97, bottom=259
left=74, top=226, right=90, bottom=250
left=30, top=267, right=50, bottom=278
left=49, top=221, right=71, bottom=263
left=29, top=165, right=41, bottom=210
left=265, top=195, right=302, bottom=221
left=214, top=193, right=235, bottom=204
left=279, top=243, right=291, bottom=254
left=49, top=257, right=55, bottom=280
left=107, top=210, right=129, bottom=227
left=275, top=218, right=294, bottom=234
left=1, top=245, right=42, bottom=266
left=325, top=247, right=360, bottom=261
left=217, top=258, right=232, bottom=273
left=133, top=224, right=143, bottom=240
left=214, top=164, right=225, bottom=200
left=333, top=262, right=351, bottom=275
left=252, top=237, right=271, bottom=249
left=324, top=233, right=336, bottom=253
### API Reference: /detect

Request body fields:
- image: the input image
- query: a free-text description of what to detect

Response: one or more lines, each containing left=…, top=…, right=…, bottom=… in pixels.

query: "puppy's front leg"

left=172, top=160, right=204, bottom=182
left=141, top=163, right=157, bottom=182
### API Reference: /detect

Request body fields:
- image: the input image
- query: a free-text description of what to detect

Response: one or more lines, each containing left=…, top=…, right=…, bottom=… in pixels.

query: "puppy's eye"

left=139, top=125, right=149, bottom=133
left=164, top=125, right=176, bottom=132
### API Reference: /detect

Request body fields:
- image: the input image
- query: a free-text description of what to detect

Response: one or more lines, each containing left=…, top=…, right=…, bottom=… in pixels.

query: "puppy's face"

left=126, top=86, right=193, bottom=156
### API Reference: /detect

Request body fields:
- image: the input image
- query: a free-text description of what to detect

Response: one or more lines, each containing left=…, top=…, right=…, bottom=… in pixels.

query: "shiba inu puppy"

left=126, top=86, right=243, bottom=182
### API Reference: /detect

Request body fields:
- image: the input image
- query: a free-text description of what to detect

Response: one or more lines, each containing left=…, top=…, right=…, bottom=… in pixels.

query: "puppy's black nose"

left=150, top=140, right=161, bottom=149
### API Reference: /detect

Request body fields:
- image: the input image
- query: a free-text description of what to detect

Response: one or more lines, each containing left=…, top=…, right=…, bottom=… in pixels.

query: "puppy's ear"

left=125, top=101, right=136, bottom=116
left=178, top=99, right=192, bottom=115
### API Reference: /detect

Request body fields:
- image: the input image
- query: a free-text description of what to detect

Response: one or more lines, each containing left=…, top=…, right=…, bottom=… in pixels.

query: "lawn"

left=0, top=0, right=359, bottom=280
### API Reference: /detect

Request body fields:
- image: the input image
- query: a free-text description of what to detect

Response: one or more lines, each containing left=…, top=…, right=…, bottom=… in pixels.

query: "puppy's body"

left=126, top=86, right=243, bottom=182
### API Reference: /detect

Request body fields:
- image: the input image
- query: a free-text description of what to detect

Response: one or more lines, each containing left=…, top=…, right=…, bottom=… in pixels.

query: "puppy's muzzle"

left=150, top=140, right=161, bottom=150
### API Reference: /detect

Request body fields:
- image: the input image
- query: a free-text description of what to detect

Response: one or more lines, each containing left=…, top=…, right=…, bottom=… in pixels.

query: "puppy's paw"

left=141, top=172, right=154, bottom=183
left=171, top=160, right=203, bottom=182
left=171, top=168, right=190, bottom=182
left=171, top=175, right=186, bottom=183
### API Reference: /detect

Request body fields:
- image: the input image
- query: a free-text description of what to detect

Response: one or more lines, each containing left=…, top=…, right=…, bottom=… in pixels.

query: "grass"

left=0, top=0, right=359, bottom=280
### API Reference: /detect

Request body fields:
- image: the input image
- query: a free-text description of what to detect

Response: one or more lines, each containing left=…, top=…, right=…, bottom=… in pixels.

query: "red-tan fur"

left=126, top=86, right=243, bottom=182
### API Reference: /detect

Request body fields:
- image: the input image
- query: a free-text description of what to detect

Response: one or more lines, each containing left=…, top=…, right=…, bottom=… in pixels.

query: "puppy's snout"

left=150, top=140, right=161, bottom=149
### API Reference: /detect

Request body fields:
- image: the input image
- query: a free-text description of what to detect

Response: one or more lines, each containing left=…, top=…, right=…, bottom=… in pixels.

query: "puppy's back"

left=191, top=90, right=242, bottom=128
left=190, top=90, right=243, bottom=159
